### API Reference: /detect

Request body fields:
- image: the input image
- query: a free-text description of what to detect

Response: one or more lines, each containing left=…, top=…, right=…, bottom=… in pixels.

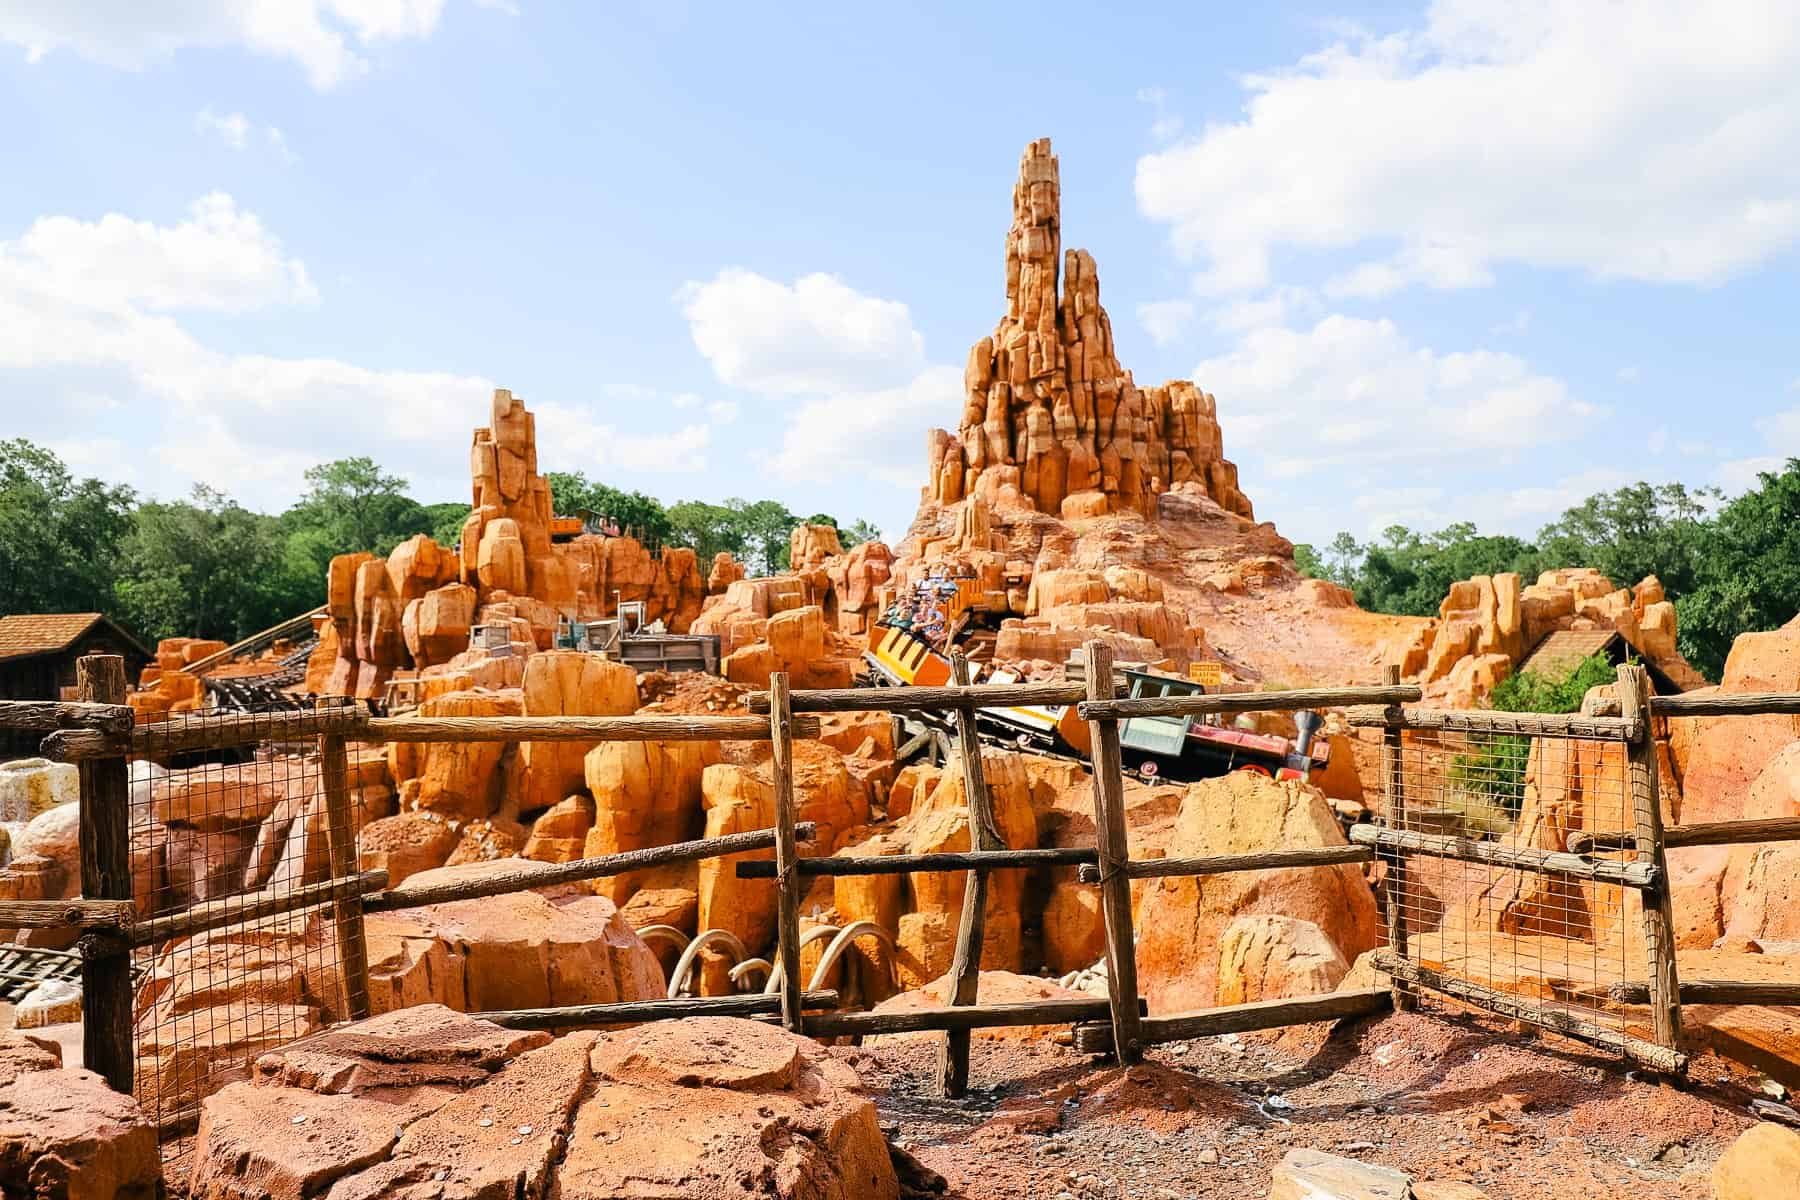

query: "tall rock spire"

left=930, top=138, right=1253, bottom=522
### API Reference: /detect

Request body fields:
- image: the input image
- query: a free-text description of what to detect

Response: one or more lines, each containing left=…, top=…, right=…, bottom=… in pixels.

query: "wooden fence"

left=7, top=646, right=1800, bottom=1113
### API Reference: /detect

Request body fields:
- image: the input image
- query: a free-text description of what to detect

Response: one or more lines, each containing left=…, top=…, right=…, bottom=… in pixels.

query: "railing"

left=11, top=645, right=1800, bottom=1127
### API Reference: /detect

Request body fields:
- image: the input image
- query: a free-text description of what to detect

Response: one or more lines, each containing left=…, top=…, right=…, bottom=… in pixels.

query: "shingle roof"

left=0, top=613, right=106, bottom=663
left=1517, top=629, right=1619, bottom=680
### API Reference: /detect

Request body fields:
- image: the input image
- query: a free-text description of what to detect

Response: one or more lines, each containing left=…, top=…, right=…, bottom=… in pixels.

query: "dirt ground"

left=845, top=1006, right=1767, bottom=1200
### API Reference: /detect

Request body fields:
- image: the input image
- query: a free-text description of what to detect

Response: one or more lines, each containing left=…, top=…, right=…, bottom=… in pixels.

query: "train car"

left=1116, top=668, right=1326, bottom=783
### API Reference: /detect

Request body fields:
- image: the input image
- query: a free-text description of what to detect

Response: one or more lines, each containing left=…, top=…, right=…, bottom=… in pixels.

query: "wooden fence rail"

left=23, top=650, right=1800, bottom=1115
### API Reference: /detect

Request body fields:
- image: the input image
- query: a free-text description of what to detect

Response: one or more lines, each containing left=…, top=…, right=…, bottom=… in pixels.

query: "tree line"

left=1295, top=459, right=1800, bottom=681
left=0, top=440, right=878, bottom=646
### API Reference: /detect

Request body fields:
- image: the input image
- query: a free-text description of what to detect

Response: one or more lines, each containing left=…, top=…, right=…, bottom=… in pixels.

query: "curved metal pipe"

left=728, top=957, right=773, bottom=989
left=665, top=928, right=751, bottom=999
left=806, top=920, right=895, bottom=993
left=635, top=924, right=691, bottom=953
left=762, top=924, right=844, bottom=995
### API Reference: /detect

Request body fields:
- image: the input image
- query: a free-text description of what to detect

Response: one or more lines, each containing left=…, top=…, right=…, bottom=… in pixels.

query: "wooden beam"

left=1073, top=988, right=1392, bottom=1054
left=1610, top=979, right=1800, bottom=1006
left=804, top=997, right=1121, bottom=1038
left=1650, top=691, right=1800, bottom=716
left=318, top=731, right=371, bottom=1020
left=939, top=652, right=1000, bottom=1098
left=1379, top=664, right=1415, bottom=1013
left=746, top=682, right=1087, bottom=714
left=1620, top=663, right=1683, bottom=1055
left=1374, top=952, right=1686, bottom=1074
left=0, top=898, right=133, bottom=931
left=1085, top=639, right=1144, bottom=1066
left=768, top=672, right=805, bottom=1036
left=362, top=825, right=812, bottom=913
left=1076, top=844, right=1372, bottom=884
left=1343, top=705, right=1640, bottom=741
left=131, top=870, right=388, bottom=946
left=739, top=847, right=1098, bottom=878
left=46, top=705, right=368, bottom=760
left=1570, top=816, right=1800, bottom=854
left=365, top=713, right=818, bottom=743
left=0, top=699, right=134, bottom=734
left=76, top=655, right=132, bottom=1096
left=1078, top=683, right=1420, bottom=722
left=474, top=989, right=841, bottom=1030
left=1347, top=824, right=1658, bottom=887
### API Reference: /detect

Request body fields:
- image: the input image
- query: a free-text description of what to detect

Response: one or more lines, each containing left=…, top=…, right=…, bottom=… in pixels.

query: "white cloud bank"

left=1137, top=0, right=1800, bottom=295
left=0, top=0, right=449, bottom=89
left=677, top=268, right=955, bottom=491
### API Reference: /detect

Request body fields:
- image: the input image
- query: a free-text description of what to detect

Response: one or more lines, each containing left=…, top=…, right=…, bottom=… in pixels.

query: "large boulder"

left=0, top=1036, right=159, bottom=1200
left=584, top=738, right=717, bottom=904
left=363, top=861, right=664, bottom=1013
left=1714, top=1122, right=1800, bottom=1200
left=1133, top=772, right=1381, bottom=1012
left=386, top=688, right=522, bottom=821
left=190, top=1012, right=897, bottom=1200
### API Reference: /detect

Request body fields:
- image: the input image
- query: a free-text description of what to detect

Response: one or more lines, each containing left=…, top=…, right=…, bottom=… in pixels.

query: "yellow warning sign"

left=1189, top=660, right=1224, bottom=686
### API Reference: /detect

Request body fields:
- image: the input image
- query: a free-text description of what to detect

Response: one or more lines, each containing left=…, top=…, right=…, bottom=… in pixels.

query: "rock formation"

left=0, top=1032, right=159, bottom=1199
left=931, top=139, right=1251, bottom=522
left=189, top=1008, right=900, bottom=1200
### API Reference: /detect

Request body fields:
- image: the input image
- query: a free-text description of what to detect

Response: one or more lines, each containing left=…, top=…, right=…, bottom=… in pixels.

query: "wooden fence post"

left=76, top=655, right=133, bottom=1094
left=1618, top=663, right=1683, bottom=1059
left=318, top=729, right=372, bottom=1020
left=1083, top=640, right=1143, bottom=1064
left=768, top=672, right=805, bottom=1034
left=937, top=653, right=1001, bottom=1097
left=1379, top=663, right=1416, bottom=1012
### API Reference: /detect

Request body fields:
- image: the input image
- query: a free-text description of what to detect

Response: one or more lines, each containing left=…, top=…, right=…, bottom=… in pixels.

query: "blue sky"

left=1, top=1, right=1796, bottom=549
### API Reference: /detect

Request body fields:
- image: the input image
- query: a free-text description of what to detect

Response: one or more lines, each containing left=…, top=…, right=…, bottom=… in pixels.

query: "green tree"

left=664, top=500, right=745, bottom=564
left=117, top=486, right=288, bottom=642
left=284, top=457, right=431, bottom=573
left=422, top=502, right=471, bottom=549
left=730, top=498, right=800, bottom=575
left=840, top=518, right=883, bottom=548
left=0, top=440, right=136, bottom=619
left=1536, top=481, right=1716, bottom=599
left=1675, top=459, right=1800, bottom=679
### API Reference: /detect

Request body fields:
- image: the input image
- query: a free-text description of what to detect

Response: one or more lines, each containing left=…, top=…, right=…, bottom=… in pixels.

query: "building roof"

left=0, top=613, right=149, bottom=664
left=1518, top=626, right=1683, bottom=695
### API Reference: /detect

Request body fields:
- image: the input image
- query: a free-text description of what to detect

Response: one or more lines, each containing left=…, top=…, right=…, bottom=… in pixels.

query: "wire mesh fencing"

left=125, top=703, right=381, bottom=1162
left=1388, top=727, right=1641, bottom=1049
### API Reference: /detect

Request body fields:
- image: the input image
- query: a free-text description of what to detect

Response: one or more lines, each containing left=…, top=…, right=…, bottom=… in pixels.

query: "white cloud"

left=1, top=196, right=709, bottom=509
left=196, top=107, right=250, bottom=149
left=0, top=0, right=448, bottom=89
left=706, top=399, right=740, bottom=423
left=0, top=193, right=316, bottom=317
left=1137, top=1, right=1800, bottom=295
left=764, top=366, right=963, bottom=488
left=679, top=268, right=925, bottom=395
left=1137, top=299, right=1195, bottom=346
left=1618, top=365, right=1642, bottom=382
left=1206, top=286, right=1315, bottom=333
left=1194, top=313, right=1597, bottom=470
left=1716, top=455, right=1787, bottom=494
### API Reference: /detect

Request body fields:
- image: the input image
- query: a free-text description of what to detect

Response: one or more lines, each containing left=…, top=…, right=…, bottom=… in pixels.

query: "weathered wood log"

left=318, top=731, right=371, bottom=1020
left=0, top=899, right=134, bottom=931
left=1075, top=844, right=1373, bottom=884
left=364, top=713, right=819, bottom=743
left=1620, top=663, right=1683, bottom=1055
left=768, top=672, right=805, bottom=1036
left=361, top=825, right=813, bottom=913
left=0, top=699, right=134, bottom=733
left=1084, top=639, right=1144, bottom=1066
left=1571, top=816, right=1800, bottom=853
left=1347, top=824, right=1658, bottom=887
left=46, top=705, right=369, bottom=760
left=1650, top=691, right=1800, bottom=716
left=1374, top=952, right=1687, bottom=1074
left=1079, top=683, right=1420, bottom=722
left=939, top=652, right=999, bottom=1098
left=803, top=997, right=1124, bottom=1038
left=739, top=847, right=1099, bottom=878
left=474, top=989, right=842, bottom=1030
left=130, top=870, right=390, bottom=946
left=1343, top=705, right=1640, bottom=741
left=1378, top=664, right=1415, bottom=1013
left=1608, top=979, right=1800, bottom=1006
left=76, top=655, right=132, bottom=1096
left=746, top=682, right=1088, bottom=714
left=1072, top=988, right=1392, bottom=1054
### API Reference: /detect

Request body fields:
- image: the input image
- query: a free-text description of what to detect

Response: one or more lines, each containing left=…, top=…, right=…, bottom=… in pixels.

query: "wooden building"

left=0, top=614, right=150, bottom=756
